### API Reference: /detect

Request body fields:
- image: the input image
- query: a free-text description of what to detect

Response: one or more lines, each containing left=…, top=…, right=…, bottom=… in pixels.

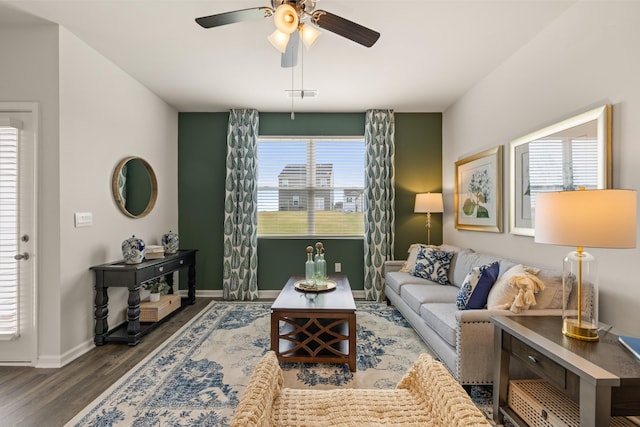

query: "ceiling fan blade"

left=195, top=7, right=273, bottom=29
left=313, top=10, right=380, bottom=48
left=281, top=31, right=299, bottom=68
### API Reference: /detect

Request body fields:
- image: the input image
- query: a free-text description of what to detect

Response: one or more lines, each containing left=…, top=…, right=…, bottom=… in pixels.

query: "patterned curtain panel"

left=223, top=109, right=259, bottom=300
left=363, top=110, right=395, bottom=302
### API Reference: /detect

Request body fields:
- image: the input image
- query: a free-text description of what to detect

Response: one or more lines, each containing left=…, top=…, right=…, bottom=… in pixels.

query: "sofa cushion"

left=498, top=259, right=518, bottom=277
left=385, top=271, right=433, bottom=295
left=450, top=249, right=512, bottom=287
left=435, top=244, right=464, bottom=285
left=400, top=243, right=428, bottom=272
left=412, top=246, right=454, bottom=285
left=533, top=270, right=573, bottom=310
left=479, top=254, right=516, bottom=274
left=455, top=262, right=500, bottom=310
left=450, top=249, right=479, bottom=288
left=420, top=303, right=458, bottom=347
left=401, top=284, right=460, bottom=314
left=486, top=264, right=541, bottom=310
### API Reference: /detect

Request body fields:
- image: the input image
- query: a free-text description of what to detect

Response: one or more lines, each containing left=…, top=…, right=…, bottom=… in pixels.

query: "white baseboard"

left=36, top=338, right=94, bottom=368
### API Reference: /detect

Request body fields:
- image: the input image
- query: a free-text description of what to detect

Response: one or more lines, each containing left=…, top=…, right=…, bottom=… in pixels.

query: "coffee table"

left=270, top=275, right=357, bottom=371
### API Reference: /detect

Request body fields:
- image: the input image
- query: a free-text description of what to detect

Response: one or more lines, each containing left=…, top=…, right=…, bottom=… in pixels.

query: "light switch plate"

left=74, top=212, right=93, bottom=227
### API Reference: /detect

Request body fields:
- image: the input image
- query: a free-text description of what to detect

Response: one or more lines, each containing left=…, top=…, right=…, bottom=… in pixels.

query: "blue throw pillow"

left=412, top=246, right=454, bottom=285
left=456, top=262, right=500, bottom=310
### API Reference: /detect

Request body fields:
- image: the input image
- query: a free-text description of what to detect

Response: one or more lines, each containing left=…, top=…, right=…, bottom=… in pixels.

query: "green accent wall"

left=258, top=238, right=366, bottom=291
left=259, top=112, right=365, bottom=135
left=178, top=112, right=441, bottom=292
left=394, top=113, right=443, bottom=259
left=178, top=112, right=229, bottom=292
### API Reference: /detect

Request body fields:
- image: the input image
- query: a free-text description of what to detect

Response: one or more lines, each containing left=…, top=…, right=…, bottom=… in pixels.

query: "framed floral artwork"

left=454, top=145, right=503, bottom=232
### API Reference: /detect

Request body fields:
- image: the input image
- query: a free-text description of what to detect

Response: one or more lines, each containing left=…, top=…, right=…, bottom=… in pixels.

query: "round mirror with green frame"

left=112, top=156, right=158, bottom=218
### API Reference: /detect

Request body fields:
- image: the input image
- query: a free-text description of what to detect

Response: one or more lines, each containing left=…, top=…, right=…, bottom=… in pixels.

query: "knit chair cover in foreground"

left=231, top=351, right=491, bottom=427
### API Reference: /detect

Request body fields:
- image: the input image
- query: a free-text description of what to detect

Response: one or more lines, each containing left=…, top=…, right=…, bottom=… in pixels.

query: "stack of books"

left=145, top=245, right=165, bottom=260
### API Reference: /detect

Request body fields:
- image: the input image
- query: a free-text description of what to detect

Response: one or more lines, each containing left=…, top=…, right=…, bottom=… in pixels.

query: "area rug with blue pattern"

left=66, top=301, right=494, bottom=426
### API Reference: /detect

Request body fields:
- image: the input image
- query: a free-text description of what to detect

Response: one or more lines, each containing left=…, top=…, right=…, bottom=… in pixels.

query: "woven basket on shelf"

left=140, top=294, right=180, bottom=322
left=508, top=379, right=635, bottom=427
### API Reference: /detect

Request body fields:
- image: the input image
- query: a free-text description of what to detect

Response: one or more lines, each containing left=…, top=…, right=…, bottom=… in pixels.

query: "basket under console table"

left=492, top=315, right=640, bottom=427
left=90, top=249, right=197, bottom=346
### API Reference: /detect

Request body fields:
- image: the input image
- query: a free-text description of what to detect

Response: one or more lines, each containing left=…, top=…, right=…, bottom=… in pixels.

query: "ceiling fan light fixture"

left=268, top=29, right=290, bottom=53
left=273, top=4, right=299, bottom=34
left=299, top=23, right=321, bottom=49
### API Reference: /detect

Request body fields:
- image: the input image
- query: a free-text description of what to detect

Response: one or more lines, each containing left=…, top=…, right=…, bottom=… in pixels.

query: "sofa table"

left=90, top=249, right=197, bottom=346
left=492, top=315, right=640, bottom=427
left=271, top=275, right=357, bottom=371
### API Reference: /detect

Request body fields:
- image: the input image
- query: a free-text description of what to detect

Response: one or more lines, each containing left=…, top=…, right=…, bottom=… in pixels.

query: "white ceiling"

left=0, top=0, right=575, bottom=113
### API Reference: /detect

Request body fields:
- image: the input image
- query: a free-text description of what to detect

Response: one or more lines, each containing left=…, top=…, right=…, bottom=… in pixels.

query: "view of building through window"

left=257, top=137, right=365, bottom=236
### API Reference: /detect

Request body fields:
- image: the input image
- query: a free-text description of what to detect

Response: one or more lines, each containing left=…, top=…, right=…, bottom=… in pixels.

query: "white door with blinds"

left=0, top=104, right=37, bottom=365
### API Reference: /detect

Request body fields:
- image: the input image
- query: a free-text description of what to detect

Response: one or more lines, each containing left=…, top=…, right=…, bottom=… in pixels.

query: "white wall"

left=58, top=28, right=178, bottom=363
left=0, top=24, right=63, bottom=365
left=443, top=1, right=640, bottom=335
left=1, top=23, right=178, bottom=366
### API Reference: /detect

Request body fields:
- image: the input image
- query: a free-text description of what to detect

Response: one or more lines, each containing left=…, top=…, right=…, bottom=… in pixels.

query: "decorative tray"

left=294, top=280, right=337, bottom=293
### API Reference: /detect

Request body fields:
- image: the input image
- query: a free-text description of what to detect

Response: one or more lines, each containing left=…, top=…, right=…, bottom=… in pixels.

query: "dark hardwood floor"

left=0, top=297, right=214, bottom=427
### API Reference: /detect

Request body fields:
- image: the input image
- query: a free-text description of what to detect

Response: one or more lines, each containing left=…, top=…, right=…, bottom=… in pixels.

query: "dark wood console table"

left=492, top=316, right=640, bottom=427
left=90, top=249, right=197, bottom=346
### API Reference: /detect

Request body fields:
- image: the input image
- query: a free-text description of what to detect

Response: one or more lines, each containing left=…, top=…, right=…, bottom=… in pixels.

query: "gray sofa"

left=384, top=244, right=573, bottom=386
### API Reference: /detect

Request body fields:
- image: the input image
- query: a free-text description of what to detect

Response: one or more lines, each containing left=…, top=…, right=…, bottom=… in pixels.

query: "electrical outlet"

left=74, top=212, right=93, bottom=227
left=335, top=263, right=341, bottom=273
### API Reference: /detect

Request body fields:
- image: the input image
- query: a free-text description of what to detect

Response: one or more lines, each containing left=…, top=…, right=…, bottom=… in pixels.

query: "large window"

left=257, top=137, right=365, bottom=237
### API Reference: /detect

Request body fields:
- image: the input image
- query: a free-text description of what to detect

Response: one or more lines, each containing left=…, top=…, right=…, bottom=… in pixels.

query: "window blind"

left=257, top=137, right=365, bottom=236
left=0, top=126, right=18, bottom=338
left=528, top=137, right=599, bottom=211
left=571, top=139, right=599, bottom=189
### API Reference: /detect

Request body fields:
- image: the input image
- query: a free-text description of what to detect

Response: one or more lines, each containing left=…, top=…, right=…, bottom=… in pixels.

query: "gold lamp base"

left=562, top=318, right=599, bottom=341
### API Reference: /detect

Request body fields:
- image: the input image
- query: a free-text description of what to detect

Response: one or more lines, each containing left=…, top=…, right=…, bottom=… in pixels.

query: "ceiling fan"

left=195, top=0, right=380, bottom=67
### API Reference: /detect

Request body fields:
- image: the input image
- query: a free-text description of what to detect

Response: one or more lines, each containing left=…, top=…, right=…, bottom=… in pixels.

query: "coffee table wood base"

left=270, top=275, right=356, bottom=372
left=271, top=310, right=356, bottom=371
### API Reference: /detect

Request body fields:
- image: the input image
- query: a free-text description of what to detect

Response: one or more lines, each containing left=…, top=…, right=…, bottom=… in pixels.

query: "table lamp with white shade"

left=534, top=189, right=636, bottom=341
left=414, top=193, right=444, bottom=246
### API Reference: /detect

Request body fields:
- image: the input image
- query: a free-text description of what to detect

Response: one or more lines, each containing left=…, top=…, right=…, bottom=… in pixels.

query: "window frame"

left=257, top=135, right=365, bottom=239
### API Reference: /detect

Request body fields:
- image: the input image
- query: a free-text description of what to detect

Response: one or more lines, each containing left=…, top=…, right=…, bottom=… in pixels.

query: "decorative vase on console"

left=161, top=230, right=179, bottom=254
left=122, top=235, right=145, bottom=264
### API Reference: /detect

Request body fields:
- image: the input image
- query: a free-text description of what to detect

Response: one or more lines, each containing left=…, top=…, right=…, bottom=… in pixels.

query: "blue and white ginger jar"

left=161, top=230, right=179, bottom=254
left=122, top=235, right=145, bottom=264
